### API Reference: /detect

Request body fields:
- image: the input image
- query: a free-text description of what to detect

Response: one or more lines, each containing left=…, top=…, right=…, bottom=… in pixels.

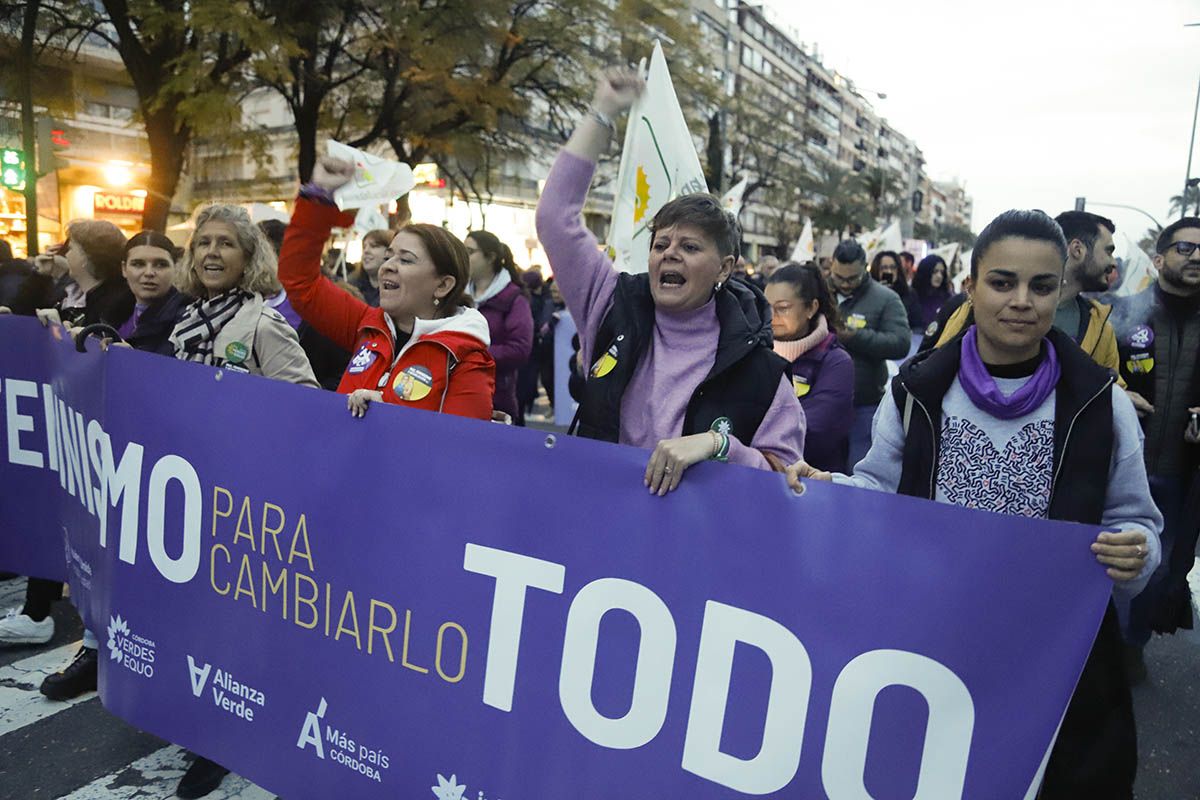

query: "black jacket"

left=573, top=275, right=788, bottom=448
left=837, top=276, right=912, bottom=406
left=891, top=327, right=1134, bottom=799
left=124, top=289, right=190, bottom=356
left=1110, top=284, right=1200, bottom=477
left=61, top=278, right=135, bottom=329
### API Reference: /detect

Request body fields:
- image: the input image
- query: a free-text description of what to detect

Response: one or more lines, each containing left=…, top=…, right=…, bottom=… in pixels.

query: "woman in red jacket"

left=279, top=157, right=495, bottom=419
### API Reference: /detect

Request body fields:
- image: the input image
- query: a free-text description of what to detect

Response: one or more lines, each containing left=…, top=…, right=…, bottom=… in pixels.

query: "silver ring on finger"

left=664, top=465, right=673, bottom=474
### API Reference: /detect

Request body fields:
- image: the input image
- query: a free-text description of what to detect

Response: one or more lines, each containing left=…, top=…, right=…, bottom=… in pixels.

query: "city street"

left=1, top=576, right=1196, bottom=799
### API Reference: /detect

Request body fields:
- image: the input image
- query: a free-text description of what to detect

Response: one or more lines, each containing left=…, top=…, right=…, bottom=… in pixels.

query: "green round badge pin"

left=225, top=341, right=249, bottom=364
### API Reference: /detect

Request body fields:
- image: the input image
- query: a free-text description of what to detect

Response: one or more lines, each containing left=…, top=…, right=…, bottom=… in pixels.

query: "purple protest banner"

left=0, top=316, right=1113, bottom=799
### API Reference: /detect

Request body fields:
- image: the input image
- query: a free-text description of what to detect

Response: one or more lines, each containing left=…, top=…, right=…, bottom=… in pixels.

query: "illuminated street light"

left=104, top=160, right=134, bottom=187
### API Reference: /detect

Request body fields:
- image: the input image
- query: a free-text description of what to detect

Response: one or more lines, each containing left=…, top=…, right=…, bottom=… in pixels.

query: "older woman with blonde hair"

left=170, top=204, right=317, bottom=387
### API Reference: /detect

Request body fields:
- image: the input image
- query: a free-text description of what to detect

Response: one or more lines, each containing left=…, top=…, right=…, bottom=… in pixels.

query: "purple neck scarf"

left=958, top=326, right=1060, bottom=420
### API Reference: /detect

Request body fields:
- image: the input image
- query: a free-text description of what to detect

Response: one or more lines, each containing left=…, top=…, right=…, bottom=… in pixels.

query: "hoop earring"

left=714, top=281, right=724, bottom=292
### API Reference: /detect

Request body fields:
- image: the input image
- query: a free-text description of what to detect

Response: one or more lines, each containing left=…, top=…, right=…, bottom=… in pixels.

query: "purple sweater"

left=535, top=151, right=805, bottom=469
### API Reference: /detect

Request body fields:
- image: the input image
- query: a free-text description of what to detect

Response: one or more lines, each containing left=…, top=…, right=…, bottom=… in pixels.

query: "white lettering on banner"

left=295, top=697, right=390, bottom=782
left=4, top=378, right=44, bottom=468
left=1, top=381, right=201, bottom=585
left=462, top=543, right=565, bottom=712
left=682, top=600, right=812, bottom=794
left=559, top=578, right=676, bottom=750
left=72, top=411, right=95, bottom=515
left=145, top=455, right=202, bottom=583
left=466, top=545, right=977, bottom=796
left=57, top=399, right=82, bottom=502
left=822, top=650, right=974, bottom=799
left=41, top=383, right=59, bottom=472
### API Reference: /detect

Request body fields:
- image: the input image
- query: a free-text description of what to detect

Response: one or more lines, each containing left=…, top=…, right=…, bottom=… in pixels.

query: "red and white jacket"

left=279, top=198, right=495, bottom=419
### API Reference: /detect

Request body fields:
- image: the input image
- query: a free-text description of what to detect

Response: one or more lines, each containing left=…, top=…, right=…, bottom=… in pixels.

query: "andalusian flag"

left=861, top=220, right=903, bottom=264
left=791, top=217, right=815, bottom=262
left=721, top=177, right=749, bottom=218
left=607, top=41, right=708, bottom=274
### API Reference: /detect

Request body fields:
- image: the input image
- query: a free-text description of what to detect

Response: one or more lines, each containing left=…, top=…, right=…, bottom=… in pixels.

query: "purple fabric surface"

left=959, top=326, right=1060, bottom=420
left=478, top=282, right=533, bottom=418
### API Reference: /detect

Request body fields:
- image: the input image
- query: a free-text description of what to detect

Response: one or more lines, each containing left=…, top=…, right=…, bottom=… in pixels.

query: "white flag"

left=327, top=140, right=416, bottom=211
left=1111, top=233, right=1157, bottom=297
left=352, top=205, right=389, bottom=235
left=607, top=41, right=708, bottom=274
left=791, top=217, right=814, bottom=262
left=862, top=220, right=902, bottom=264
left=929, top=242, right=960, bottom=265
left=721, top=177, right=749, bottom=218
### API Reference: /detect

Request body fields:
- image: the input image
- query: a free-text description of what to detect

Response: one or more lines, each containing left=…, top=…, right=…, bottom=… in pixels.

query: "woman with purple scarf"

left=787, top=209, right=1162, bottom=799
left=765, top=263, right=854, bottom=472
left=535, top=68, right=805, bottom=494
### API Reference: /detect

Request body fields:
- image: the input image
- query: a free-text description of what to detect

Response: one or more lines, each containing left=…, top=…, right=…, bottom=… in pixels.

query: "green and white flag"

left=607, top=42, right=708, bottom=274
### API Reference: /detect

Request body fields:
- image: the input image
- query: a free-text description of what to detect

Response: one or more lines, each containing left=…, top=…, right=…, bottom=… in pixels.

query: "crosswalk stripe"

left=0, top=640, right=94, bottom=737
left=58, top=745, right=275, bottom=799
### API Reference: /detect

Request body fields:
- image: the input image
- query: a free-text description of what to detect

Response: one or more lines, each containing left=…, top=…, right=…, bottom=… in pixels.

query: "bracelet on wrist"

left=588, top=107, right=617, bottom=134
left=299, top=183, right=338, bottom=206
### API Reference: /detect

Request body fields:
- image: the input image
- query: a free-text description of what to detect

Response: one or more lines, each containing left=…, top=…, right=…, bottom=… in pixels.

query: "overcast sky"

left=764, top=0, right=1199, bottom=242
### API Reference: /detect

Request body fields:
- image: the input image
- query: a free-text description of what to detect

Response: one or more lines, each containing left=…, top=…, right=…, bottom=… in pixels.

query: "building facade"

left=0, top=41, right=154, bottom=257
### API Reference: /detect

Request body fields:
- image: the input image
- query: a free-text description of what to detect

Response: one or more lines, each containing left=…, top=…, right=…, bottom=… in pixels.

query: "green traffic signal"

left=0, top=149, right=26, bottom=190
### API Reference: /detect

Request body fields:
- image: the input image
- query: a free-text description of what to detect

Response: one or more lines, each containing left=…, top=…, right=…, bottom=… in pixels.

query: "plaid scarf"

left=170, top=288, right=253, bottom=366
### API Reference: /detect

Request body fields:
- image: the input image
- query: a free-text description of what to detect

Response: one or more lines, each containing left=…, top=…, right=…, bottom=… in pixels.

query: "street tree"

left=726, top=79, right=809, bottom=213
left=85, top=1, right=285, bottom=230
left=805, top=161, right=873, bottom=236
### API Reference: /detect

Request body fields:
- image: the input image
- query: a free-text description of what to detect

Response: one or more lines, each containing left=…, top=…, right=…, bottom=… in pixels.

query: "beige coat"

left=212, top=293, right=318, bottom=387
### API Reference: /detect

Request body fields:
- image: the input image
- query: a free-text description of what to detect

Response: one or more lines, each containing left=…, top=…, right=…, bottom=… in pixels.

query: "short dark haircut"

left=970, top=209, right=1068, bottom=278
left=767, top=262, right=842, bottom=332
left=1155, top=216, right=1200, bottom=253
left=1054, top=211, right=1115, bottom=253
left=257, top=219, right=287, bottom=257
left=124, top=230, right=179, bottom=263
left=899, top=250, right=914, bottom=263
left=650, top=194, right=741, bottom=260
left=832, top=239, right=866, bottom=266
left=0, top=240, right=12, bottom=262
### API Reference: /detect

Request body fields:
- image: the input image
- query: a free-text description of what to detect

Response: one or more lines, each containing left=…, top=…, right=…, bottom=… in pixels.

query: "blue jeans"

left=847, top=404, right=878, bottom=472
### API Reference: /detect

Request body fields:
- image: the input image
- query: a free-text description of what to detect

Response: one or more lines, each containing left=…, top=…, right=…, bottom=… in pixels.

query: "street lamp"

left=1182, top=23, right=1200, bottom=220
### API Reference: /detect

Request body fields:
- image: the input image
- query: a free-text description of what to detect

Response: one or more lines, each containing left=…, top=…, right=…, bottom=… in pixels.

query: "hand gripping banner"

left=0, top=317, right=1113, bottom=799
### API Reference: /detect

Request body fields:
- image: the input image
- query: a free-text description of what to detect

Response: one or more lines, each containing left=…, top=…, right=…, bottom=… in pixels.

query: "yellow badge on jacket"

left=792, top=376, right=811, bottom=398
left=846, top=313, right=868, bottom=330
left=591, top=343, right=619, bottom=378
left=1125, top=354, right=1154, bottom=374
left=393, top=365, right=433, bottom=401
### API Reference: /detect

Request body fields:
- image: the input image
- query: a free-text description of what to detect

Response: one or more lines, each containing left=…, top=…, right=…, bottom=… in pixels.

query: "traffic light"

left=35, top=117, right=69, bottom=175
left=911, top=189, right=924, bottom=214
left=0, top=149, right=25, bottom=190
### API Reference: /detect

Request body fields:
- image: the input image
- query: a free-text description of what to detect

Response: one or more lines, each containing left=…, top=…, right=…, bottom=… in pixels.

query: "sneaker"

left=0, top=610, right=54, bottom=644
left=1123, top=643, right=1148, bottom=687
left=40, top=646, right=98, bottom=700
left=176, top=756, right=230, bottom=799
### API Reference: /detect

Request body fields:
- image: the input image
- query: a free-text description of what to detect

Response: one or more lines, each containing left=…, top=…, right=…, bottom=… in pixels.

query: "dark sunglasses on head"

left=1162, top=240, right=1200, bottom=257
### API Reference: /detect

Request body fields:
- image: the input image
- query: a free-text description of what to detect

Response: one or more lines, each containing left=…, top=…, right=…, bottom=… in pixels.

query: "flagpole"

left=1183, top=23, right=1200, bottom=220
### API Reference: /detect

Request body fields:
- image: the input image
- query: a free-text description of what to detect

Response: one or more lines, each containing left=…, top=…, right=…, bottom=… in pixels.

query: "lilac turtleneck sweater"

left=535, top=151, right=805, bottom=469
